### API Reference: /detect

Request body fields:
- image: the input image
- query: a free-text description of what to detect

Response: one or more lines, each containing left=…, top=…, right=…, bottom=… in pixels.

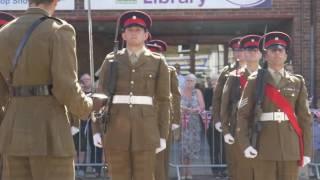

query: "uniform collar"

left=268, top=67, right=285, bottom=77
left=25, top=7, right=50, bottom=17
left=127, top=46, right=147, bottom=58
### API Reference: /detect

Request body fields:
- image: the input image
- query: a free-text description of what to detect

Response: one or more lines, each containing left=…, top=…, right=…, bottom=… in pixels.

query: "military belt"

left=112, top=95, right=153, bottom=105
left=11, top=85, right=52, bottom=97
left=260, top=112, right=289, bottom=122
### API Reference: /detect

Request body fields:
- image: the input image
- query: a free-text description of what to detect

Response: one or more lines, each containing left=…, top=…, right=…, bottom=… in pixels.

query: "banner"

left=85, top=0, right=272, bottom=10
left=0, top=0, right=74, bottom=10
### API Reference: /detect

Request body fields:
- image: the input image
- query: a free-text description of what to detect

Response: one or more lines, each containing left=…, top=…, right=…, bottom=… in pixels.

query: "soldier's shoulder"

left=288, top=72, right=305, bottom=84
left=104, top=49, right=125, bottom=61
left=168, top=66, right=176, bottom=72
left=148, top=50, right=164, bottom=60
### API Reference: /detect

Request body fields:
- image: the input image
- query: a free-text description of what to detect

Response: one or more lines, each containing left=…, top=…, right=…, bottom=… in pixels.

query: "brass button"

left=149, top=74, right=153, bottom=78
left=132, top=69, right=135, bottom=73
left=129, top=104, right=133, bottom=108
left=130, top=81, right=134, bottom=85
left=130, top=92, right=133, bottom=95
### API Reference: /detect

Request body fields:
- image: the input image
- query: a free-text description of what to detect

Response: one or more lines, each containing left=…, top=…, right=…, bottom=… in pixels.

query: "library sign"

left=85, top=0, right=272, bottom=10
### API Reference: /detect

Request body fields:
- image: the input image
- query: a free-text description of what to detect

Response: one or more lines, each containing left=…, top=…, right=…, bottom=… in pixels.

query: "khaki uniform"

left=155, top=66, right=181, bottom=180
left=221, top=68, right=254, bottom=180
left=0, top=8, right=92, bottom=180
left=211, top=63, right=236, bottom=176
left=93, top=48, right=170, bottom=180
left=237, top=70, right=312, bottom=180
left=212, top=64, right=236, bottom=123
left=0, top=76, right=8, bottom=180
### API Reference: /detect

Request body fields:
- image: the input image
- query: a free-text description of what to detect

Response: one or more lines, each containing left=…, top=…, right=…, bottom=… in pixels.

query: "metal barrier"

left=168, top=110, right=228, bottom=180
left=310, top=108, right=320, bottom=180
left=72, top=111, right=229, bottom=179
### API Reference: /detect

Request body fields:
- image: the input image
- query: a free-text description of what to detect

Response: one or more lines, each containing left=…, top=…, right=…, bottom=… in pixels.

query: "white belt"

left=260, top=112, right=289, bottom=122
left=112, top=95, right=153, bottom=105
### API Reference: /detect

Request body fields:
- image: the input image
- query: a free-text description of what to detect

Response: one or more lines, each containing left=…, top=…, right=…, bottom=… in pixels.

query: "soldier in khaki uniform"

left=92, top=11, right=170, bottom=180
left=221, top=35, right=261, bottom=180
left=237, top=32, right=312, bottom=180
left=0, top=1, right=94, bottom=179
left=0, top=11, right=15, bottom=180
left=211, top=37, right=246, bottom=178
left=146, top=40, right=181, bottom=180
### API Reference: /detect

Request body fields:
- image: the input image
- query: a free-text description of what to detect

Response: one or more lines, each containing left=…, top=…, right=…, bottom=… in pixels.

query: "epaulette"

left=149, top=51, right=163, bottom=59
left=293, top=74, right=305, bottom=83
left=48, top=16, right=63, bottom=25
left=168, top=66, right=176, bottom=71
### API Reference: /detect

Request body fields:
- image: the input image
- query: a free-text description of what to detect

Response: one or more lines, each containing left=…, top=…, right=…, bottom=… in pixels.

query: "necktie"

left=130, top=53, right=138, bottom=65
left=273, top=71, right=282, bottom=85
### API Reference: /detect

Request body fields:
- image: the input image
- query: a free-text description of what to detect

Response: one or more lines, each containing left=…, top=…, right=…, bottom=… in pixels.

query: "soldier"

left=0, top=1, right=95, bottom=179
left=92, top=11, right=170, bottom=180
left=210, top=37, right=245, bottom=177
left=221, top=35, right=261, bottom=180
left=146, top=39, right=181, bottom=180
left=0, top=11, right=15, bottom=180
left=237, top=31, right=312, bottom=180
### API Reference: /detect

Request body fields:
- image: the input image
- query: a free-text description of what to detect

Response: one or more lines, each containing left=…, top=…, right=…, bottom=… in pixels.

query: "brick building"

left=3, top=0, right=320, bottom=106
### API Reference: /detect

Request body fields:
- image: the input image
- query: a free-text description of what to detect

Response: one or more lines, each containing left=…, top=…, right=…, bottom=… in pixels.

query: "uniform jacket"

left=221, top=68, right=251, bottom=136
left=0, top=8, right=92, bottom=157
left=212, top=63, right=236, bottom=123
left=168, top=66, right=181, bottom=125
left=236, top=70, right=312, bottom=161
left=93, top=48, right=170, bottom=151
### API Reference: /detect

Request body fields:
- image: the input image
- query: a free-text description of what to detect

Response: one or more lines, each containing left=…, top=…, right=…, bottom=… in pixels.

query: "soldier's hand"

left=70, top=126, right=79, bottom=136
left=214, top=122, right=222, bottom=132
left=155, top=138, right=166, bottom=154
left=303, top=156, right=311, bottom=167
left=171, top=123, right=180, bottom=131
left=244, top=146, right=258, bottom=158
left=224, top=133, right=235, bottom=144
left=93, top=133, right=103, bottom=148
left=91, top=94, right=108, bottom=112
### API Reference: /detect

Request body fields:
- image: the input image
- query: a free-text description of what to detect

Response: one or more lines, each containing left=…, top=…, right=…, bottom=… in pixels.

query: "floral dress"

left=181, top=89, right=201, bottom=160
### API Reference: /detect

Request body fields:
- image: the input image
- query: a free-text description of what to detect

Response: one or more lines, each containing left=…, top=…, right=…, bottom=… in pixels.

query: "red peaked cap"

left=0, top=12, right=15, bottom=27
left=119, top=10, right=152, bottom=30
left=146, top=39, right=168, bottom=53
left=146, top=43, right=162, bottom=52
left=240, top=34, right=262, bottom=49
left=228, top=37, right=242, bottom=50
left=259, top=31, right=291, bottom=51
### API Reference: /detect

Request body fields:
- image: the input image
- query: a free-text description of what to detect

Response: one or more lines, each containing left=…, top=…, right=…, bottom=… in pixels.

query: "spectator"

left=180, top=73, right=205, bottom=179
left=174, top=63, right=185, bottom=90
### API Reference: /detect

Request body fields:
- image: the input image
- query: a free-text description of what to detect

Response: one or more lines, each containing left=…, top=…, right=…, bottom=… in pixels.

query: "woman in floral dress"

left=180, top=74, right=205, bottom=179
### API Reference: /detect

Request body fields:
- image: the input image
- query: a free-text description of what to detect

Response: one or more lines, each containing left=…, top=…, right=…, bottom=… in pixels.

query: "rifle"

left=229, top=60, right=241, bottom=136
left=250, top=61, right=268, bottom=150
left=102, top=15, right=121, bottom=133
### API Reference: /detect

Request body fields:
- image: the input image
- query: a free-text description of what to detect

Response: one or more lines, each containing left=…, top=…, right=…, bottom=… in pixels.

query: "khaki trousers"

left=254, top=160, right=299, bottom=180
left=155, top=130, right=173, bottom=180
left=0, top=155, right=3, bottom=180
left=107, top=150, right=156, bottom=180
left=3, top=155, right=74, bottom=180
left=225, top=143, right=237, bottom=180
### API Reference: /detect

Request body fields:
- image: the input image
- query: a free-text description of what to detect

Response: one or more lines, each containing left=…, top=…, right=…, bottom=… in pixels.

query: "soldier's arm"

left=91, top=59, right=109, bottom=135
left=156, top=58, right=171, bottom=139
left=0, top=74, right=9, bottom=124
left=236, top=77, right=256, bottom=151
left=220, top=77, right=232, bottom=135
left=170, top=68, right=181, bottom=125
left=51, top=23, right=93, bottom=119
left=212, top=67, right=228, bottom=123
left=295, top=75, right=312, bottom=157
